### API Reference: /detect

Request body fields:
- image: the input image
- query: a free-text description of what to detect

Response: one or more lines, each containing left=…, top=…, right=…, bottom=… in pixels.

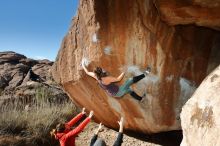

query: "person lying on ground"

left=82, top=60, right=151, bottom=101
left=90, top=117, right=124, bottom=146
left=51, top=108, right=93, bottom=146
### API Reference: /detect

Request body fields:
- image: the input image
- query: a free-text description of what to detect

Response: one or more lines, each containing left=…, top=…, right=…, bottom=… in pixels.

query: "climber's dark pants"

left=132, top=74, right=145, bottom=83
left=130, top=91, right=142, bottom=101
left=115, top=74, right=145, bottom=100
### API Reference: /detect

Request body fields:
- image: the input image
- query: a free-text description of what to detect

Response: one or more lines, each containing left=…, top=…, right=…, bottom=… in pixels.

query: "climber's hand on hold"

left=117, top=117, right=124, bottom=133
left=89, top=110, right=94, bottom=118
left=98, top=123, right=103, bottom=131
left=81, top=59, right=85, bottom=67
left=81, top=107, right=86, bottom=115
left=95, top=123, right=103, bottom=134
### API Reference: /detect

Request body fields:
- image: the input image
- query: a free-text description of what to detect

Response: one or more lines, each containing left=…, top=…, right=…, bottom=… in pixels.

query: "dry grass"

left=0, top=86, right=79, bottom=146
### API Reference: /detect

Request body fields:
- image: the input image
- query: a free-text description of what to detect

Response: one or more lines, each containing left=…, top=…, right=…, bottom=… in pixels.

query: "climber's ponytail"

left=94, top=67, right=108, bottom=80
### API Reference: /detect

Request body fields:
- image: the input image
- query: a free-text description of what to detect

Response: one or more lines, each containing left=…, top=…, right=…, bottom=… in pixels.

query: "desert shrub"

left=0, top=86, right=79, bottom=146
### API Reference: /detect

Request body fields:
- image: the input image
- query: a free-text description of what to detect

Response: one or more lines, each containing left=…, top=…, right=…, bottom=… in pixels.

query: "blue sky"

left=0, top=0, right=79, bottom=61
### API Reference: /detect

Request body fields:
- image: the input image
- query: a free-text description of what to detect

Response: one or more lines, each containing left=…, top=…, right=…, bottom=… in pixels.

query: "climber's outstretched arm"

left=66, top=108, right=86, bottom=127
left=105, top=72, right=125, bottom=83
left=65, top=111, right=93, bottom=139
left=113, top=117, right=124, bottom=146
left=82, top=62, right=97, bottom=80
left=90, top=123, right=103, bottom=146
left=117, top=72, right=125, bottom=82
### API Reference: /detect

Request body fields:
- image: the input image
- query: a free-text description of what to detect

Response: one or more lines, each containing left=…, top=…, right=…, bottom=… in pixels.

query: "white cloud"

left=34, top=56, right=48, bottom=60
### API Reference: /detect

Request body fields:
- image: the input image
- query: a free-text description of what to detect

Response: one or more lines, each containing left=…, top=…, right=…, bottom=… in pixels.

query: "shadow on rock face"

left=126, top=130, right=183, bottom=146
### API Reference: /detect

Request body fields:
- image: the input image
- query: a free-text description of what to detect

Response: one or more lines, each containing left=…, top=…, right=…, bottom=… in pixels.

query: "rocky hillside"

left=0, top=51, right=69, bottom=109
left=0, top=51, right=181, bottom=146
left=52, top=0, right=220, bottom=134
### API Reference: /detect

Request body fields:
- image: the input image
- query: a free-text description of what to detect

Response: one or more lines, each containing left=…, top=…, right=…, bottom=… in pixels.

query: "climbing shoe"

left=144, top=66, right=151, bottom=75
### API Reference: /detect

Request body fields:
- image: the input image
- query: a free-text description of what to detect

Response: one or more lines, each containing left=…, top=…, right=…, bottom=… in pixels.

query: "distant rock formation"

left=0, top=51, right=68, bottom=109
left=181, top=65, right=220, bottom=146
left=52, top=0, right=220, bottom=133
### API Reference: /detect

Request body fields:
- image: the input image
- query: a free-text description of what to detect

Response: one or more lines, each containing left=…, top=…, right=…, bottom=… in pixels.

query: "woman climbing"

left=50, top=108, right=93, bottom=146
left=90, top=117, right=124, bottom=146
left=82, top=61, right=151, bottom=101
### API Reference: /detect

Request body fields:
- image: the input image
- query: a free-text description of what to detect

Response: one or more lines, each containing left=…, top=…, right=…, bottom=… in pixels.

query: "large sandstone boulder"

left=52, top=0, right=220, bottom=133
left=154, top=0, right=220, bottom=30
left=180, top=65, right=220, bottom=146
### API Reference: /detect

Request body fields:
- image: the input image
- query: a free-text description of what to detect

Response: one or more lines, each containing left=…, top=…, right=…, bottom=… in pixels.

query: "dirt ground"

left=0, top=122, right=182, bottom=146
left=76, top=122, right=160, bottom=146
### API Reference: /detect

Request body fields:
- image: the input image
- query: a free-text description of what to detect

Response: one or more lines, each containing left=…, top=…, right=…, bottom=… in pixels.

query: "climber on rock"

left=90, top=117, right=124, bottom=146
left=82, top=60, right=151, bottom=101
left=50, top=108, right=93, bottom=146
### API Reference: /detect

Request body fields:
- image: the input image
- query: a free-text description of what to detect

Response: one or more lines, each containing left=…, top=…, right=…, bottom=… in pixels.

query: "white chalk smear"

left=104, top=46, right=112, bottom=55
left=92, top=33, right=98, bottom=43
left=81, top=57, right=91, bottom=67
left=166, top=75, right=174, bottom=82
left=179, top=77, right=196, bottom=102
left=126, top=65, right=159, bottom=91
left=175, top=77, right=197, bottom=119
left=127, top=65, right=142, bottom=75
left=127, top=65, right=159, bottom=84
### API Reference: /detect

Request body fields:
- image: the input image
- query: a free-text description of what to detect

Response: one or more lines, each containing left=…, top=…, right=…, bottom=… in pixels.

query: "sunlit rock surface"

left=181, top=65, right=220, bottom=146
left=154, top=0, right=220, bottom=30
left=52, top=0, right=220, bottom=133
